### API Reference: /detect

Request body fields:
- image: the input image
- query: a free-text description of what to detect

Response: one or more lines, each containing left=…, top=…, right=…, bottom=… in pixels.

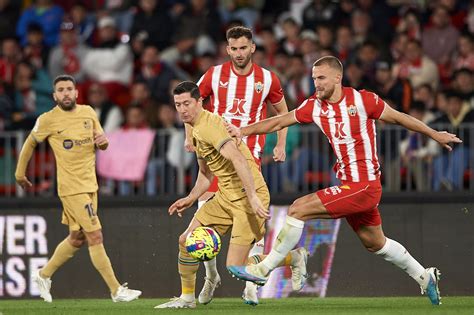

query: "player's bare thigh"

left=355, top=224, right=386, bottom=252
left=288, top=193, right=333, bottom=221
left=226, top=243, right=252, bottom=266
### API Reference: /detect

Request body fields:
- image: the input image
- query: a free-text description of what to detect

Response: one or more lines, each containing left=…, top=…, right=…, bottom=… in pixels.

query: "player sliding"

left=155, top=81, right=306, bottom=309
left=227, top=56, right=461, bottom=305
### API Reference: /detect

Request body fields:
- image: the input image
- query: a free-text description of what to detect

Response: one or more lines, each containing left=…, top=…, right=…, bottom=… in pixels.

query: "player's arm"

left=169, top=158, right=213, bottom=217
left=272, top=100, right=289, bottom=162
left=15, top=134, right=38, bottom=189
left=219, top=140, right=270, bottom=219
left=379, top=104, right=462, bottom=151
left=235, top=110, right=298, bottom=138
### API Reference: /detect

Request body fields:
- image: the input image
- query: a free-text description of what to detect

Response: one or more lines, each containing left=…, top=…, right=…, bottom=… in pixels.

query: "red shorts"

left=207, top=156, right=261, bottom=193
left=316, top=180, right=382, bottom=231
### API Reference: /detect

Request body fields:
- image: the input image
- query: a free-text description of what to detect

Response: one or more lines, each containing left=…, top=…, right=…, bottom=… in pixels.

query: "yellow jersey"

left=30, top=104, right=104, bottom=197
left=191, top=110, right=267, bottom=201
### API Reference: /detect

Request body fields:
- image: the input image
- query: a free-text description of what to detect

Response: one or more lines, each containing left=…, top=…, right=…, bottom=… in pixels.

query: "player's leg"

left=155, top=217, right=202, bottom=309
left=355, top=223, right=441, bottom=305
left=33, top=230, right=85, bottom=303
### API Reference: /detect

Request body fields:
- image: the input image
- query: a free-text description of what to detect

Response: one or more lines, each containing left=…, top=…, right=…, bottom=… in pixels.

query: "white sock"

left=260, top=216, right=304, bottom=274
left=375, top=238, right=429, bottom=288
left=203, top=258, right=218, bottom=279
left=249, top=238, right=265, bottom=256
left=180, top=293, right=195, bottom=302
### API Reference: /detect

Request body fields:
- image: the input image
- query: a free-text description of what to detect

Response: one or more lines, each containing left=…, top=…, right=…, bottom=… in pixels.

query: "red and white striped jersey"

left=294, top=87, right=386, bottom=182
left=197, top=61, right=284, bottom=160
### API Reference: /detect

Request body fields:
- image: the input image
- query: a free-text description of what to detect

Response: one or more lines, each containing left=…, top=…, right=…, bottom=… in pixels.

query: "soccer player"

left=155, top=81, right=307, bottom=309
left=192, top=25, right=289, bottom=306
left=227, top=56, right=462, bottom=305
left=15, top=75, right=141, bottom=303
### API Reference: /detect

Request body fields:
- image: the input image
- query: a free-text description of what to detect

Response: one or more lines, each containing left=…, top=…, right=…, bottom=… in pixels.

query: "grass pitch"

left=1, top=297, right=473, bottom=315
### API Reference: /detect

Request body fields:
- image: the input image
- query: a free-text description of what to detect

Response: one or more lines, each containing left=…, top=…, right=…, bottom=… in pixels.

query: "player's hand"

left=273, top=144, right=286, bottom=162
left=433, top=131, right=462, bottom=151
left=168, top=196, right=194, bottom=218
left=249, top=194, right=270, bottom=220
left=184, top=137, right=195, bottom=152
left=225, top=121, right=242, bottom=139
left=16, top=176, right=32, bottom=190
left=93, top=130, right=108, bottom=148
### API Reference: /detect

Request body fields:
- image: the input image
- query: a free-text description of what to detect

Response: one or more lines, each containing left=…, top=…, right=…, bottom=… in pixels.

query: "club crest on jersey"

left=347, top=105, right=357, bottom=116
left=254, top=81, right=263, bottom=93
left=84, top=120, right=92, bottom=129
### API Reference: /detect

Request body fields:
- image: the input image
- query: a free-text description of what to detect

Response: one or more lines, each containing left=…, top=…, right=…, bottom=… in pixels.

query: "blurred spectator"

left=279, top=17, right=301, bottom=55
left=285, top=54, right=312, bottom=108
left=422, top=5, right=460, bottom=65
left=101, top=0, right=135, bottom=34
left=301, top=0, right=337, bottom=30
left=69, top=3, right=95, bottom=44
left=299, top=30, right=319, bottom=71
left=393, top=39, right=439, bottom=90
left=16, top=0, right=64, bottom=48
left=0, top=82, right=13, bottom=131
left=396, top=8, right=422, bottom=40
left=0, top=0, right=20, bottom=39
left=194, top=52, right=217, bottom=81
left=136, top=45, right=179, bottom=104
left=219, top=0, right=264, bottom=29
left=130, top=0, right=173, bottom=51
left=23, top=23, right=49, bottom=70
left=0, top=37, right=21, bottom=92
left=271, top=49, right=290, bottom=85
left=343, top=59, right=373, bottom=91
left=356, top=40, right=381, bottom=83
left=390, top=31, right=409, bottom=62
left=399, top=101, right=436, bottom=191
left=431, top=90, right=474, bottom=190
left=332, top=0, right=355, bottom=27
left=87, top=82, right=123, bottom=133
left=256, top=27, right=279, bottom=67
left=334, top=25, right=355, bottom=63
left=452, top=32, right=474, bottom=71
left=350, top=9, right=375, bottom=47
left=414, top=83, right=436, bottom=112
left=129, top=80, right=160, bottom=126
left=374, top=60, right=412, bottom=113
left=358, top=0, right=394, bottom=41
left=451, top=68, right=474, bottom=107
left=83, top=16, right=133, bottom=105
left=315, top=25, right=334, bottom=51
left=12, top=60, right=52, bottom=130
left=48, top=21, right=88, bottom=83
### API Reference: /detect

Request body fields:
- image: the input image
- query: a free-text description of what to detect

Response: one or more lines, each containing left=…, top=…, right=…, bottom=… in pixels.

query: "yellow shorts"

left=195, top=186, right=270, bottom=246
left=60, top=192, right=102, bottom=232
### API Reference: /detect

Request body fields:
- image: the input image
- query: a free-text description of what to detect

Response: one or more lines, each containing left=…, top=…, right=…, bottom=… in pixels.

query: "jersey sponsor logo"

left=63, top=139, right=73, bottom=149
left=333, top=122, right=347, bottom=140
left=324, top=185, right=342, bottom=195
left=83, top=120, right=92, bottom=129
left=254, top=81, right=263, bottom=93
left=347, top=105, right=357, bottom=116
left=219, top=80, right=228, bottom=88
left=229, top=98, right=246, bottom=116
left=74, top=137, right=92, bottom=146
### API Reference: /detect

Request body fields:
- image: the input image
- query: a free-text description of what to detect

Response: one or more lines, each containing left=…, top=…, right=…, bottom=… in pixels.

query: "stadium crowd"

left=0, top=0, right=473, bottom=193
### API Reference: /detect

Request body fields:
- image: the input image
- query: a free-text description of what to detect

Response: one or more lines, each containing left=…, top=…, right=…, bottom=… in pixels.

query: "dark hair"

left=173, top=81, right=200, bottom=100
left=226, top=26, right=253, bottom=41
left=53, top=75, right=76, bottom=87
left=313, top=56, right=343, bottom=73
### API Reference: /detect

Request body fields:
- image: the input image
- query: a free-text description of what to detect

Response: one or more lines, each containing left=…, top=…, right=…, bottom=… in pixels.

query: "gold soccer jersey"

left=191, top=110, right=266, bottom=201
left=30, top=105, right=104, bottom=197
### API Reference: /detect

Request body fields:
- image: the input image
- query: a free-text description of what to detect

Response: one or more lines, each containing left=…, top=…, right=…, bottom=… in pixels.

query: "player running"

left=15, top=75, right=141, bottom=303
left=226, top=56, right=461, bottom=305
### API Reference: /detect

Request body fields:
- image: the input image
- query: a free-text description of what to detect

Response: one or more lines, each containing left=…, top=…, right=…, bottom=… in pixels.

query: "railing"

left=1, top=123, right=473, bottom=198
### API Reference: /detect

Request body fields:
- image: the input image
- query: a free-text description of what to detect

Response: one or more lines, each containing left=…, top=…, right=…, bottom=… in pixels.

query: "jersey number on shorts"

left=84, top=203, right=96, bottom=218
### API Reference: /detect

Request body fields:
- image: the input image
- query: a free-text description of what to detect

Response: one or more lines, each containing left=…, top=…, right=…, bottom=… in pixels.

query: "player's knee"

left=86, top=231, right=103, bottom=245
left=288, top=201, right=304, bottom=219
left=362, top=238, right=385, bottom=252
left=69, top=238, right=85, bottom=248
left=178, top=233, right=187, bottom=247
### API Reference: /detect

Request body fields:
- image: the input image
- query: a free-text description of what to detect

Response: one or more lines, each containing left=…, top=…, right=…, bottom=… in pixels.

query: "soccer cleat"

left=242, top=281, right=259, bottom=306
left=198, top=274, right=221, bottom=305
left=227, top=264, right=268, bottom=286
left=32, top=269, right=52, bottom=303
left=421, top=267, right=441, bottom=305
left=154, top=297, right=196, bottom=309
left=290, top=247, right=309, bottom=291
left=111, top=283, right=142, bottom=302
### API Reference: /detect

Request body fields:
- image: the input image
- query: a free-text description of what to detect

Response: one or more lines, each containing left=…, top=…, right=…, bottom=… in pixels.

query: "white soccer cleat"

left=32, top=269, right=52, bottom=303
left=290, top=247, right=309, bottom=291
left=198, top=274, right=221, bottom=304
left=242, top=281, right=259, bottom=306
left=111, top=283, right=142, bottom=302
left=154, top=297, right=196, bottom=309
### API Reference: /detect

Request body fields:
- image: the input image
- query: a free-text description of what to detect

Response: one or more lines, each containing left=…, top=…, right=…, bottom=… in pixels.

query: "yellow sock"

left=88, top=243, right=121, bottom=294
left=178, top=244, right=199, bottom=296
left=41, top=238, right=80, bottom=278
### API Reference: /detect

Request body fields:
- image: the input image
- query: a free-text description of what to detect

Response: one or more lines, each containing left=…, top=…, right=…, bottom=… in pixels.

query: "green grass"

left=1, top=297, right=473, bottom=315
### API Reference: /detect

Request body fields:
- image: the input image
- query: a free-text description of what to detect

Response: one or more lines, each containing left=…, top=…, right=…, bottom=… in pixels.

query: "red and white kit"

left=295, top=87, right=387, bottom=231
left=198, top=61, right=284, bottom=191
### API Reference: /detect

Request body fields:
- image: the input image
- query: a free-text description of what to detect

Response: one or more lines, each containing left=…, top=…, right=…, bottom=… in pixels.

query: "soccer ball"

left=185, top=226, right=221, bottom=261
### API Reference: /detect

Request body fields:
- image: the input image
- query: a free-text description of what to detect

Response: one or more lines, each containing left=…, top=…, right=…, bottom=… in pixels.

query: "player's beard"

left=57, top=97, right=76, bottom=111
left=232, top=54, right=251, bottom=70
left=317, top=85, right=335, bottom=101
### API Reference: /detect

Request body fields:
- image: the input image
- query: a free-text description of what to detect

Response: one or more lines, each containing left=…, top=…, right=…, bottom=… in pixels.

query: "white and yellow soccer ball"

left=185, top=226, right=221, bottom=261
